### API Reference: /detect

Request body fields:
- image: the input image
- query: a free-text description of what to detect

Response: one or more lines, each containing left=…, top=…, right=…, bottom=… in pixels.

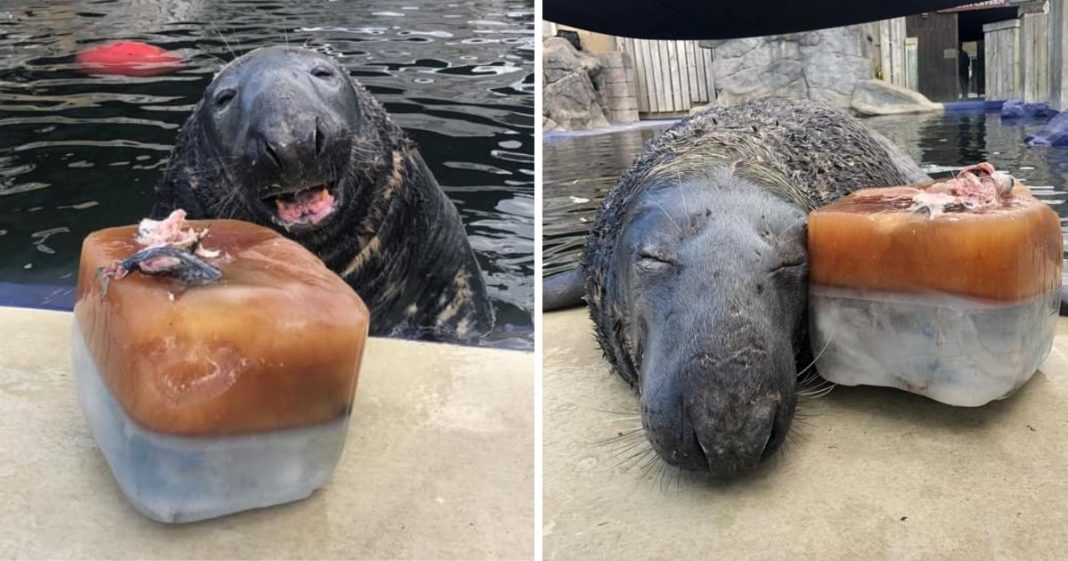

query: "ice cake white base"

left=72, top=325, right=350, bottom=523
left=810, top=286, right=1058, bottom=406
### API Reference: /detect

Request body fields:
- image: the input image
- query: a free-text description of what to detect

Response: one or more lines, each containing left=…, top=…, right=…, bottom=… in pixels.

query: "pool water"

left=0, top=0, right=534, bottom=350
left=542, top=110, right=1068, bottom=276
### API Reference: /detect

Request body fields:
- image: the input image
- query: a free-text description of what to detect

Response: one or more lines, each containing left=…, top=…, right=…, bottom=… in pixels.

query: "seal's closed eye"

left=311, top=65, right=335, bottom=79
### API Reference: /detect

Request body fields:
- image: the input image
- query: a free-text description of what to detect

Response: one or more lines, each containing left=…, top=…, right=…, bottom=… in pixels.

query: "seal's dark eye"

left=311, top=66, right=335, bottom=79
left=214, top=88, right=236, bottom=108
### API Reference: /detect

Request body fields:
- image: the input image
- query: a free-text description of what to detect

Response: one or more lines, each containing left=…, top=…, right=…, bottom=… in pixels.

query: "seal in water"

left=549, top=97, right=934, bottom=475
left=151, top=46, right=494, bottom=343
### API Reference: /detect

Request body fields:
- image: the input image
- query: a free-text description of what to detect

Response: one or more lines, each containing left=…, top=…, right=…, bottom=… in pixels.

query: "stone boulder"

left=850, top=79, right=942, bottom=116
left=544, top=69, right=609, bottom=131
left=701, top=26, right=871, bottom=108
left=543, top=37, right=601, bottom=84
left=542, top=37, right=609, bottom=132
left=1026, top=111, right=1068, bottom=146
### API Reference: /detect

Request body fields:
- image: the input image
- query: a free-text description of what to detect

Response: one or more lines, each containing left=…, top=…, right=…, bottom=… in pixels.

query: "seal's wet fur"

left=584, top=97, right=928, bottom=475
left=152, top=47, right=493, bottom=343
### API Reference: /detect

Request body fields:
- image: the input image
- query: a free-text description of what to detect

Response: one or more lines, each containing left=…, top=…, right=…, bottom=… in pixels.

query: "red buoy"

left=76, top=41, right=182, bottom=77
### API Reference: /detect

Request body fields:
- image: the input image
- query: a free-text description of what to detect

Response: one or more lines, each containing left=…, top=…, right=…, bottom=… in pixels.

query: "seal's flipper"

left=544, top=267, right=586, bottom=311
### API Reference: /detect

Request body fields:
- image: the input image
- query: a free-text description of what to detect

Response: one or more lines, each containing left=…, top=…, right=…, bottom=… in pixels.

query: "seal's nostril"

left=761, top=408, right=780, bottom=459
left=691, top=430, right=709, bottom=466
left=315, top=118, right=325, bottom=156
left=263, top=139, right=283, bottom=171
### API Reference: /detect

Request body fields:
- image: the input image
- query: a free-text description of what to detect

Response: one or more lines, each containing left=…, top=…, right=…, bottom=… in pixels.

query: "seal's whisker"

left=604, top=438, right=652, bottom=462
left=209, top=21, right=237, bottom=60
left=616, top=446, right=655, bottom=473
left=797, top=380, right=834, bottom=396
left=590, top=407, right=642, bottom=416
left=796, top=328, right=835, bottom=382
left=638, top=450, right=662, bottom=479
left=200, top=50, right=229, bottom=69
left=605, top=434, right=650, bottom=455
left=649, top=196, right=683, bottom=235
left=798, top=385, right=835, bottom=400
left=776, top=212, right=807, bottom=239
left=600, top=435, right=647, bottom=450
left=657, top=461, right=673, bottom=493
left=594, top=428, right=646, bottom=446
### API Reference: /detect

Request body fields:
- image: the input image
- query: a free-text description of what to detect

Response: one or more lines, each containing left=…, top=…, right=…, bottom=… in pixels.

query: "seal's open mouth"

left=261, top=183, right=338, bottom=228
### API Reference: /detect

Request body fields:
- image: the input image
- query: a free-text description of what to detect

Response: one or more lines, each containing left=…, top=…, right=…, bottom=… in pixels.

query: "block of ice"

left=809, top=286, right=1057, bottom=406
left=808, top=167, right=1063, bottom=405
left=73, top=218, right=369, bottom=522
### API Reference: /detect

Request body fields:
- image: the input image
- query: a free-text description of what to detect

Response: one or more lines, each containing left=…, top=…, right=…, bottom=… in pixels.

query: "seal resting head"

left=615, top=171, right=806, bottom=475
left=191, top=46, right=358, bottom=233
left=583, top=97, right=929, bottom=476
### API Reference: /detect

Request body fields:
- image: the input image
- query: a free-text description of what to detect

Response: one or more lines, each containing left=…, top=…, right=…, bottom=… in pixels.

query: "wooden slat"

left=678, top=41, right=690, bottom=106
left=614, top=38, right=721, bottom=116
left=664, top=41, right=679, bottom=111
left=658, top=40, right=672, bottom=112
left=633, top=39, right=648, bottom=113
left=705, top=47, right=716, bottom=102
left=624, top=38, right=649, bottom=113
left=689, top=42, right=703, bottom=102
left=673, top=41, right=689, bottom=110
left=686, top=42, right=700, bottom=103
left=649, top=39, right=664, bottom=114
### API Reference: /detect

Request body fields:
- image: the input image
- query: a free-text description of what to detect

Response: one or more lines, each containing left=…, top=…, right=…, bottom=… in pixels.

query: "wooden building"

left=906, top=1, right=1027, bottom=102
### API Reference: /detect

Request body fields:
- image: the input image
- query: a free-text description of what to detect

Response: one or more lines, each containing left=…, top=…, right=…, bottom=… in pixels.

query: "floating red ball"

left=76, top=41, right=182, bottom=77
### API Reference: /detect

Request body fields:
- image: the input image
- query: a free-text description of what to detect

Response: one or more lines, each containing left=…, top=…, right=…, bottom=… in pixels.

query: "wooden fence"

left=985, top=19, right=1021, bottom=102
left=616, top=38, right=715, bottom=115
left=985, top=13, right=1050, bottom=103
left=1021, top=11, right=1050, bottom=103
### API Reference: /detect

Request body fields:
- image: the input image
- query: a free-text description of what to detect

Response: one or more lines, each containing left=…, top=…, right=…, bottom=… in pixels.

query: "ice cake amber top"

left=808, top=182, right=1062, bottom=302
left=74, top=219, right=369, bottom=436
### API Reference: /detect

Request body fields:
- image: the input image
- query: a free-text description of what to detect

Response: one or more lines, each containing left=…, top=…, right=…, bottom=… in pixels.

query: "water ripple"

left=0, top=0, right=533, bottom=350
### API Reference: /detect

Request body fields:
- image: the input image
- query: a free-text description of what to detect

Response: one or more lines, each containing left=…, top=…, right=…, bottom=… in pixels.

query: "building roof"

left=938, top=0, right=1015, bottom=13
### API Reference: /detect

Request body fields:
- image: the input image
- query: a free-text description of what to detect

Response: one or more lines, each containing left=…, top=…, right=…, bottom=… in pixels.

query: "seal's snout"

left=202, top=47, right=363, bottom=231
left=640, top=337, right=796, bottom=476
left=249, top=114, right=341, bottom=229
left=254, top=117, right=317, bottom=177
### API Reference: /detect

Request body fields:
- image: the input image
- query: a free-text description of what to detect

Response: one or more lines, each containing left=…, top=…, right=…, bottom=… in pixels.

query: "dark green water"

left=543, top=110, right=1068, bottom=276
left=0, top=0, right=534, bottom=349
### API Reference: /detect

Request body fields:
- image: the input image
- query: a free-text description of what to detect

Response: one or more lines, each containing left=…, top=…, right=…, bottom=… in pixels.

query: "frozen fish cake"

left=807, top=164, right=1062, bottom=406
left=73, top=214, right=369, bottom=522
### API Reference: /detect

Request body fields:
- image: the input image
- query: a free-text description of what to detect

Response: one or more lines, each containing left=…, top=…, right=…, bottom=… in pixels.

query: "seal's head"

left=192, top=46, right=361, bottom=234
left=616, top=168, right=807, bottom=476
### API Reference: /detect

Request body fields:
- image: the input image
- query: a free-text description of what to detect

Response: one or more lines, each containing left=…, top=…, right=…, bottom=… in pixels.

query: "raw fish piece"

left=807, top=169, right=1062, bottom=405
left=73, top=218, right=369, bottom=522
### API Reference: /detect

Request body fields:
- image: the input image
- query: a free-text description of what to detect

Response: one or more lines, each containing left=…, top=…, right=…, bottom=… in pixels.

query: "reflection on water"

left=542, top=110, right=1068, bottom=276
left=0, top=0, right=534, bottom=350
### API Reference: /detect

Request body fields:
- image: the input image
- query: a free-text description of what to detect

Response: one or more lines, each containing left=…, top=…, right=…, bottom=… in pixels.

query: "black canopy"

left=545, top=1, right=979, bottom=40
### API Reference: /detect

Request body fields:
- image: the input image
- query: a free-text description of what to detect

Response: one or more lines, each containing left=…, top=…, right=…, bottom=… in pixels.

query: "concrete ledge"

left=0, top=307, right=533, bottom=560
left=545, top=307, right=1068, bottom=560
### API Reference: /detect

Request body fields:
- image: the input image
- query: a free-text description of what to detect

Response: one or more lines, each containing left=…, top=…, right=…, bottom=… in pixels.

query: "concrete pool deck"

left=544, top=307, right=1068, bottom=561
left=0, top=306, right=533, bottom=560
